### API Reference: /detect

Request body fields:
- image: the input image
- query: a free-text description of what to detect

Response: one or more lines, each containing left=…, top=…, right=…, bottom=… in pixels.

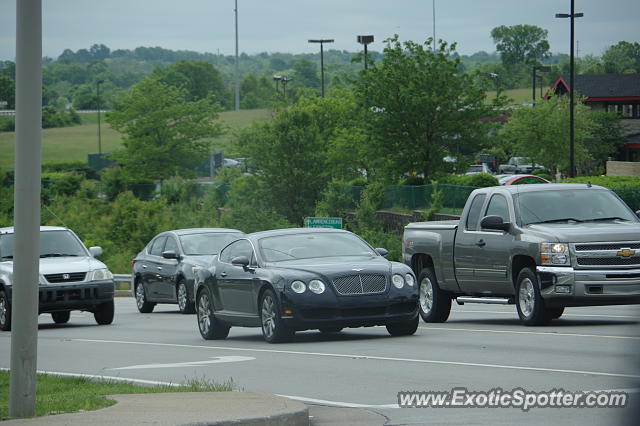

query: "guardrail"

left=113, top=273, right=132, bottom=297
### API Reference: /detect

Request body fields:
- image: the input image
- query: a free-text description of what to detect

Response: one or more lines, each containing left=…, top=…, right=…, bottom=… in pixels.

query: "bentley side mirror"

left=231, top=255, right=254, bottom=272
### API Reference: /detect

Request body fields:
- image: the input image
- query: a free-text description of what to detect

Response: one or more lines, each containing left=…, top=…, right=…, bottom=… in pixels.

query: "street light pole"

left=532, top=65, right=551, bottom=104
left=96, top=80, right=104, bottom=155
left=234, top=0, right=240, bottom=111
left=357, top=35, right=374, bottom=70
left=556, top=0, right=583, bottom=177
left=308, top=39, right=334, bottom=97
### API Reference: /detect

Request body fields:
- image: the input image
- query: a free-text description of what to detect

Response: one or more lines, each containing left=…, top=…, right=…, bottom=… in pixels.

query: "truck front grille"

left=573, top=242, right=640, bottom=269
left=577, top=257, right=640, bottom=267
left=333, top=274, right=387, bottom=295
left=44, top=272, right=87, bottom=283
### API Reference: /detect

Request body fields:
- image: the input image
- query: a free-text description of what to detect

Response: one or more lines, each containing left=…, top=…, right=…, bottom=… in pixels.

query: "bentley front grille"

left=332, top=274, right=387, bottom=295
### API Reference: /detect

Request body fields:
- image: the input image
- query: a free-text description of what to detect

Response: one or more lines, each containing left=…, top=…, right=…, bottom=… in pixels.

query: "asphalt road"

left=1, top=298, right=639, bottom=426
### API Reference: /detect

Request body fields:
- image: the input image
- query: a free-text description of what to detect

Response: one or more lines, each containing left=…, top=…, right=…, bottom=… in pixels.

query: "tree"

left=152, top=60, right=227, bottom=105
left=491, top=25, right=550, bottom=69
left=501, top=94, right=595, bottom=175
left=602, top=41, right=640, bottom=74
left=355, top=36, right=504, bottom=181
left=107, top=78, right=224, bottom=181
left=0, top=75, right=15, bottom=109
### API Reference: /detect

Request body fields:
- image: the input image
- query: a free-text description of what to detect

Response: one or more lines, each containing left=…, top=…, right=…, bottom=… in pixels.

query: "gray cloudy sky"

left=0, top=0, right=638, bottom=60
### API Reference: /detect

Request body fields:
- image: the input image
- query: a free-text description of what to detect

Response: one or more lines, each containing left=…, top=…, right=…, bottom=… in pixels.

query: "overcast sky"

left=0, top=0, right=638, bottom=60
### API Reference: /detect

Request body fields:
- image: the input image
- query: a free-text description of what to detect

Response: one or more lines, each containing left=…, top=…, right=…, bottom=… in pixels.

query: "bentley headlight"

left=290, top=280, right=306, bottom=294
left=405, top=273, right=415, bottom=287
left=91, top=268, right=113, bottom=281
left=308, top=279, right=326, bottom=294
left=392, top=274, right=405, bottom=289
left=540, top=243, right=570, bottom=266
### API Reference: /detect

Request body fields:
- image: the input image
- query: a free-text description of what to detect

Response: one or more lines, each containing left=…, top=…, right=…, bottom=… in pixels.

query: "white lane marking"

left=110, top=356, right=255, bottom=370
left=451, top=309, right=640, bottom=319
left=73, top=338, right=640, bottom=379
left=419, top=326, right=640, bottom=340
left=0, top=367, right=181, bottom=387
left=277, top=394, right=399, bottom=409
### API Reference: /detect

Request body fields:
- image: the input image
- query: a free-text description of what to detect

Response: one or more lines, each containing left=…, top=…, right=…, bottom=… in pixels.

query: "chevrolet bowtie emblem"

left=616, top=249, right=635, bottom=258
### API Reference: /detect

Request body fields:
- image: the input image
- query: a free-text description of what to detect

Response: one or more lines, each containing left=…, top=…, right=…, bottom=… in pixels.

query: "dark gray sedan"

left=132, top=228, right=244, bottom=314
left=195, top=228, right=419, bottom=343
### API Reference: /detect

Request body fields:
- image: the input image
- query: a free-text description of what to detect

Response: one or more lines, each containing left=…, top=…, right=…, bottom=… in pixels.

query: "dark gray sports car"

left=194, top=228, right=419, bottom=343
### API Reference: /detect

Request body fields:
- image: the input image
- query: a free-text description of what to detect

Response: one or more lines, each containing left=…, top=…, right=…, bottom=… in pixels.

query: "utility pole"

left=10, top=0, right=42, bottom=417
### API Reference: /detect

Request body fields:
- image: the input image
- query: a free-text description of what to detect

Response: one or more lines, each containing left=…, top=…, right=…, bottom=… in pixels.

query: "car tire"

left=177, top=279, right=195, bottom=314
left=196, top=289, right=230, bottom=340
left=94, top=300, right=114, bottom=325
left=260, top=289, right=294, bottom=343
left=548, top=307, right=565, bottom=320
left=135, top=281, right=155, bottom=313
left=0, top=290, right=11, bottom=331
left=51, top=311, right=71, bottom=324
left=319, top=327, right=343, bottom=333
left=515, top=267, right=552, bottom=326
left=418, top=268, right=451, bottom=323
left=386, top=315, right=419, bottom=336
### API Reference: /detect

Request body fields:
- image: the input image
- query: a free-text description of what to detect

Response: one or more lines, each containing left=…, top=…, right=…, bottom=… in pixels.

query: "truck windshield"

left=0, top=230, right=87, bottom=260
left=517, top=189, right=637, bottom=225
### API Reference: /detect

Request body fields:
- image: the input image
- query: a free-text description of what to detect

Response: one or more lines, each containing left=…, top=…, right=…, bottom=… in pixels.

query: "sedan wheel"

left=196, top=290, right=229, bottom=340
left=260, top=289, right=293, bottom=343
left=51, top=311, right=71, bottom=324
left=0, top=290, right=11, bottom=331
left=135, top=282, right=155, bottom=313
left=177, top=280, right=195, bottom=314
left=386, top=314, right=419, bottom=336
left=418, top=268, right=451, bottom=323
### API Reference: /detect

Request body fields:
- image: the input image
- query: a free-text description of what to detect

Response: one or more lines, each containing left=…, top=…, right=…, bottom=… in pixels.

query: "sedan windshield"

left=517, top=189, right=637, bottom=225
left=0, top=230, right=87, bottom=260
left=179, top=233, right=243, bottom=255
left=259, top=232, right=377, bottom=262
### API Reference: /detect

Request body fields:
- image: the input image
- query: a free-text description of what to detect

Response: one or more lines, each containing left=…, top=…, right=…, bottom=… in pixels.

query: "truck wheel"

left=135, top=281, right=155, bottom=313
left=386, top=315, right=419, bottom=336
left=177, top=279, right=195, bottom=314
left=94, top=300, right=114, bottom=325
left=51, top=311, right=71, bottom=324
left=196, top=289, right=230, bottom=340
left=418, top=268, right=451, bottom=323
left=515, top=268, right=551, bottom=326
left=0, top=290, right=11, bottom=331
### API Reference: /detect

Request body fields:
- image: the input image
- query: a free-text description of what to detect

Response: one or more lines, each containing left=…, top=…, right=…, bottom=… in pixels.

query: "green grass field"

left=0, top=109, right=272, bottom=169
left=487, top=87, right=536, bottom=105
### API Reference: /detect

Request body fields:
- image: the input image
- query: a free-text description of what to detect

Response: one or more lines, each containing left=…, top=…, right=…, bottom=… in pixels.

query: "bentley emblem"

left=616, top=249, right=635, bottom=258
left=62, top=273, right=70, bottom=280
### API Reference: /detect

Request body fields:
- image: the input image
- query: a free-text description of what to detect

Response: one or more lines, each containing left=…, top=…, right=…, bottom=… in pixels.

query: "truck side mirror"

left=480, top=215, right=510, bottom=232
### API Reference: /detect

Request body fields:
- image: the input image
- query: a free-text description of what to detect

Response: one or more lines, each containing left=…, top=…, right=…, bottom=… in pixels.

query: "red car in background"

left=497, top=174, right=551, bottom=185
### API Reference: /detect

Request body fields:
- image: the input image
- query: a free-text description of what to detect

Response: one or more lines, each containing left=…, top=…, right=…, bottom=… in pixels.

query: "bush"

left=41, top=172, right=84, bottom=197
left=0, top=116, right=14, bottom=132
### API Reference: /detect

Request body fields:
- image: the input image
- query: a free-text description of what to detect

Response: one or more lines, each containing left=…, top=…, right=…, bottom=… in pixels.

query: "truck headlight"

left=540, top=243, right=570, bottom=266
left=90, top=268, right=113, bottom=281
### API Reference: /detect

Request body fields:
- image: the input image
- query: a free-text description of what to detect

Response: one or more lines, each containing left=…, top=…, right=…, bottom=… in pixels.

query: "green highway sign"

left=304, top=217, right=343, bottom=229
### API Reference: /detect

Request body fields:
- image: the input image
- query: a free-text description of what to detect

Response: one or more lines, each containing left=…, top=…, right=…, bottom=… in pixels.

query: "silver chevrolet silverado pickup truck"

left=403, top=183, right=640, bottom=325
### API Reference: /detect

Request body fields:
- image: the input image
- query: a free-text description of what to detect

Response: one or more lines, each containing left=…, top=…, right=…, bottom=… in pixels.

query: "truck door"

left=471, top=193, right=514, bottom=294
left=454, top=193, right=487, bottom=294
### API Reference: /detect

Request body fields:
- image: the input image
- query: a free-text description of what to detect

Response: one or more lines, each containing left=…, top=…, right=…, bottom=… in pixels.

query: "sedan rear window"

left=259, top=232, right=377, bottom=262
left=179, top=233, right=243, bottom=255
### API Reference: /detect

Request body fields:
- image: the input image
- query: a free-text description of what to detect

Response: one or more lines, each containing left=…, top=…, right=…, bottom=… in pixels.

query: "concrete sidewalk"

left=2, top=392, right=310, bottom=426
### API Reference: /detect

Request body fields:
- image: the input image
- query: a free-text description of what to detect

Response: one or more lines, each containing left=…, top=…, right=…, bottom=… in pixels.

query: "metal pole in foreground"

left=10, top=0, right=42, bottom=417
left=234, top=0, right=240, bottom=111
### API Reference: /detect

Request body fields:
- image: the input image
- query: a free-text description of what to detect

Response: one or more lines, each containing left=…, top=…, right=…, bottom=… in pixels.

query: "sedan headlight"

left=540, top=243, right=570, bottom=266
left=290, top=280, right=306, bottom=294
left=405, top=273, right=415, bottom=287
left=392, top=274, right=405, bottom=289
left=308, top=279, right=326, bottom=294
left=90, top=268, right=113, bottom=281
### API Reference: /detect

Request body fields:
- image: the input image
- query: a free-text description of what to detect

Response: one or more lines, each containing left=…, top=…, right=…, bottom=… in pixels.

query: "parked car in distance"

left=0, top=226, right=115, bottom=331
left=498, top=157, right=543, bottom=174
left=195, top=228, right=419, bottom=343
left=497, top=174, right=551, bottom=185
left=464, top=163, right=494, bottom=175
left=403, top=184, right=640, bottom=326
left=132, top=228, right=244, bottom=314
left=222, top=158, right=242, bottom=168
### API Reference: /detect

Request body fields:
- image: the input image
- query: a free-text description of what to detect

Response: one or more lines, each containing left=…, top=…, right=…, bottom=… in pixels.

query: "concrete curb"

left=2, top=392, right=310, bottom=426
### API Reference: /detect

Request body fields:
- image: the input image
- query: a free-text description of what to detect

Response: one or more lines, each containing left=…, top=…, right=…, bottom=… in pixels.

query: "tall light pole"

left=234, top=0, right=240, bottom=110
left=96, top=79, right=104, bottom=155
left=556, top=0, right=583, bottom=177
left=432, top=0, right=436, bottom=52
left=308, top=39, right=334, bottom=97
left=532, top=65, right=551, bottom=104
left=357, top=35, right=374, bottom=70
left=10, top=0, right=42, bottom=417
